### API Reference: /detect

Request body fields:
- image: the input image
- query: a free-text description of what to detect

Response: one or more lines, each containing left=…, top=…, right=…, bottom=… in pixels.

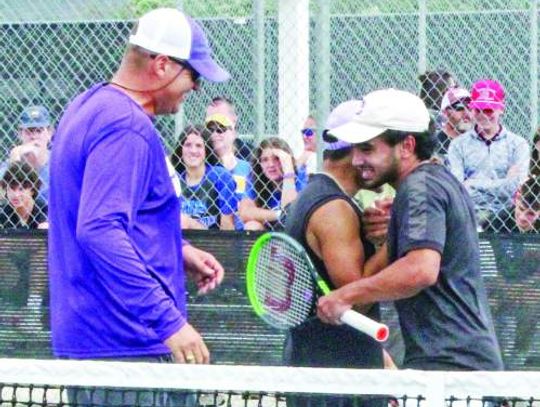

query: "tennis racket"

left=246, top=232, right=389, bottom=342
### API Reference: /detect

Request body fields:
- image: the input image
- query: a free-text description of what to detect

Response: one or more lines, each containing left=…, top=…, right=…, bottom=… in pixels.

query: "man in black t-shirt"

left=318, top=88, right=503, bottom=371
left=284, top=100, right=388, bottom=407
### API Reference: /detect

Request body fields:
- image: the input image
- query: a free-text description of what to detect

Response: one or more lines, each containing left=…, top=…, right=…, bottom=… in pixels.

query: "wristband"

left=274, top=209, right=283, bottom=219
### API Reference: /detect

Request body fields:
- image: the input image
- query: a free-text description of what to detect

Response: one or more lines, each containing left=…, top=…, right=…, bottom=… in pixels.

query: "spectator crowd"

left=2, top=73, right=540, bottom=234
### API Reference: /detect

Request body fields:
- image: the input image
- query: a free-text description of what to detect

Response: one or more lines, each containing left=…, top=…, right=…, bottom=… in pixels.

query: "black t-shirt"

left=284, top=174, right=383, bottom=370
left=388, top=163, right=503, bottom=370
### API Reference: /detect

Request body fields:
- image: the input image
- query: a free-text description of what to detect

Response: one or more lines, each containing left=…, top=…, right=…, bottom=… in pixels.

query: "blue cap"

left=20, top=106, right=51, bottom=129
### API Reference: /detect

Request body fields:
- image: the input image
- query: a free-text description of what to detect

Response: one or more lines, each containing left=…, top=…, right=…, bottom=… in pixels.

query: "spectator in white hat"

left=48, top=8, right=229, bottom=405
left=434, top=87, right=471, bottom=165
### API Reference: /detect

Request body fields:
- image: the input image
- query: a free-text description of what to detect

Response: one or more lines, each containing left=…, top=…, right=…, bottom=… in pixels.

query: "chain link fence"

left=0, top=0, right=538, bottom=232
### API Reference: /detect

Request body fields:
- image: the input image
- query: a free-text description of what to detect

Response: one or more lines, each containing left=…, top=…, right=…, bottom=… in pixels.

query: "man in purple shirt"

left=48, top=7, right=229, bottom=381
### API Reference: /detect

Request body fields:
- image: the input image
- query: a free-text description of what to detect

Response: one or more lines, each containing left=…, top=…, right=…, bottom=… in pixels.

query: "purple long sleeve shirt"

left=48, top=83, right=187, bottom=358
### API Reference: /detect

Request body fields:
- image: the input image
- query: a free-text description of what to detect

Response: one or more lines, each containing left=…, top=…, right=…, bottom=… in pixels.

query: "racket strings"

left=255, top=240, right=316, bottom=329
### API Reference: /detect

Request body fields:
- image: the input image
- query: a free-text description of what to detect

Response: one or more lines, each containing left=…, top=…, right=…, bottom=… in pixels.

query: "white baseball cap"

left=441, top=87, right=471, bottom=111
left=129, top=8, right=230, bottom=82
left=329, top=89, right=430, bottom=144
left=323, top=100, right=362, bottom=151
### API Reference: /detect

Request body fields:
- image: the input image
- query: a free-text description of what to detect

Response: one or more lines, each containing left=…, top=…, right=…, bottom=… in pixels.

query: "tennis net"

left=1, top=358, right=539, bottom=407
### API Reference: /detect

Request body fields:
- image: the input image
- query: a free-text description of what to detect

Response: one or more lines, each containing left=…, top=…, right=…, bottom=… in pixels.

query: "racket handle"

left=340, top=310, right=389, bottom=342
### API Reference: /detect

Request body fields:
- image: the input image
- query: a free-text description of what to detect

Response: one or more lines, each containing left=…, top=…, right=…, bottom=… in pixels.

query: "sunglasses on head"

left=301, top=128, right=315, bottom=137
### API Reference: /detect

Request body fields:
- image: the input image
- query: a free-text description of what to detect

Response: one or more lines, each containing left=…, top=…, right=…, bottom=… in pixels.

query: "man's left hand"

left=183, top=245, right=224, bottom=295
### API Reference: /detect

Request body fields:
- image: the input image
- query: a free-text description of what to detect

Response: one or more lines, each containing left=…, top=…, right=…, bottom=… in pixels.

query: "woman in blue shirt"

left=171, top=125, right=238, bottom=230
left=239, top=137, right=307, bottom=230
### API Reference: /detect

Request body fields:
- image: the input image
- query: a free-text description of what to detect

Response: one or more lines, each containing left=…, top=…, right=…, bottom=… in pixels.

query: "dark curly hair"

left=520, top=175, right=540, bottom=211
left=1, top=162, right=41, bottom=198
left=418, top=69, right=457, bottom=111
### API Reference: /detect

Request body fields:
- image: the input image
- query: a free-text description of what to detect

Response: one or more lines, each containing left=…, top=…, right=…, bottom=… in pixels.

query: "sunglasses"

left=171, top=58, right=201, bottom=85
left=149, top=54, right=201, bottom=85
left=301, top=128, right=315, bottom=137
left=449, top=98, right=470, bottom=111
left=473, top=108, right=496, bottom=115
left=207, top=124, right=231, bottom=134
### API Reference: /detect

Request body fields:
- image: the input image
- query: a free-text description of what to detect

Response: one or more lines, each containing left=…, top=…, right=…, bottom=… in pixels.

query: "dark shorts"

left=66, top=354, right=196, bottom=407
left=283, top=318, right=385, bottom=407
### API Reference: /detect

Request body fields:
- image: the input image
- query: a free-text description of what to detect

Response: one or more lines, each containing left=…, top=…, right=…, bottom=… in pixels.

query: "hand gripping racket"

left=246, top=232, right=389, bottom=342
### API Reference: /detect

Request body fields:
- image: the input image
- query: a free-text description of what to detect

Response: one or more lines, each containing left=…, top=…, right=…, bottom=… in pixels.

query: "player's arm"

left=306, top=199, right=366, bottom=288
left=318, top=164, right=446, bottom=322
left=345, top=248, right=440, bottom=303
left=317, top=248, right=440, bottom=324
left=363, top=243, right=388, bottom=278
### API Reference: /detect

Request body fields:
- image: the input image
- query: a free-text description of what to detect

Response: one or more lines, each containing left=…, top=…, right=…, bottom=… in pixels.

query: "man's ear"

left=149, top=54, right=172, bottom=79
left=399, top=134, right=416, bottom=159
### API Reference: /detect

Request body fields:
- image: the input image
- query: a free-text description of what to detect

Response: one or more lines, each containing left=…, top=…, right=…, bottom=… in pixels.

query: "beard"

left=455, top=119, right=472, bottom=133
left=357, top=156, right=400, bottom=190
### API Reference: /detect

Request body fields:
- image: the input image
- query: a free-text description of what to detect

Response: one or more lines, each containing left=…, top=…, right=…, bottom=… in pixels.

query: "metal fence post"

left=531, top=0, right=538, bottom=139
left=174, top=0, right=185, bottom=139
left=418, top=0, right=427, bottom=75
left=254, top=0, right=266, bottom=145
left=314, top=0, right=330, bottom=171
left=278, top=0, right=310, bottom=157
